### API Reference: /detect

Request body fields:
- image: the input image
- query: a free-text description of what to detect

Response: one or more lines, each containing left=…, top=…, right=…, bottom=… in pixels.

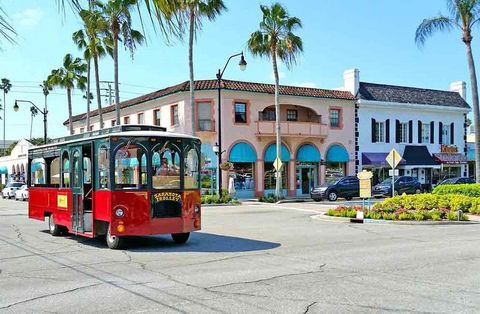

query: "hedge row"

left=372, top=194, right=480, bottom=215
left=327, top=206, right=468, bottom=221
left=432, top=184, right=480, bottom=197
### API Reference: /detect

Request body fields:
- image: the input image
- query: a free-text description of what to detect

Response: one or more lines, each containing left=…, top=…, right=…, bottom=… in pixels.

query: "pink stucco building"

left=68, top=79, right=355, bottom=198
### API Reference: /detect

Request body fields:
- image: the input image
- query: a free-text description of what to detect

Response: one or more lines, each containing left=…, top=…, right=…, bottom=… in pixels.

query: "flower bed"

left=433, top=183, right=480, bottom=197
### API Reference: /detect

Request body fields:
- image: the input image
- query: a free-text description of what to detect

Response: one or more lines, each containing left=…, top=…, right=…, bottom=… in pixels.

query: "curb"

left=311, top=212, right=480, bottom=225
left=201, top=203, right=241, bottom=207
left=276, top=198, right=313, bottom=204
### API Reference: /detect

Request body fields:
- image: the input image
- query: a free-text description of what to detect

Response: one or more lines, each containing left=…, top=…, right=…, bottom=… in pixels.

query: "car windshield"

left=329, top=178, right=343, bottom=186
left=8, top=183, right=24, bottom=188
left=380, top=178, right=392, bottom=185
left=442, top=178, right=455, bottom=184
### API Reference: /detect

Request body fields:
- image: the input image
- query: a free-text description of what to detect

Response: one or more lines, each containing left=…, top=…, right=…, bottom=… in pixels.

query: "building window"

left=197, top=101, right=212, bottom=131
left=260, top=108, right=275, bottom=121
left=422, top=123, right=430, bottom=143
left=375, top=121, right=385, bottom=143
left=80, top=127, right=85, bottom=134
left=123, top=116, right=130, bottom=125
left=287, top=109, right=298, bottom=121
left=329, top=109, right=340, bottom=128
left=234, top=102, right=247, bottom=123
left=153, top=109, right=161, bottom=126
left=442, top=124, right=451, bottom=144
left=111, top=119, right=116, bottom=127
left=171, top=105, right=178, bottom=126
left=88, top=125, right=94, bottom=131
left=137, top=113, right=144, bottom=124
left=400, top=122, right=409, bottom=143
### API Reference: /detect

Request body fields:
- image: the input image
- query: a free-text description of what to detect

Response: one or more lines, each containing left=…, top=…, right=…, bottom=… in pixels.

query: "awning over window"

left=403, top=145, right=438, bottom=166
left=326, top=145, right=349, bottom=163
left=433, top=153, right=468, bottom=165
left=296, top=144, right=321, bottom=162
left=265, top=143, right=290, bottom=162
left=229, top=142, right=257, bottom=162
left=362, top=152, right=406, bottom=166
left=0, top=166, right=7, bottom=174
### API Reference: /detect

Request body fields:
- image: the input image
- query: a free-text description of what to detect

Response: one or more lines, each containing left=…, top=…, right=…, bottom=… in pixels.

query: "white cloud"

left=14, top=8, right=43, bottom=27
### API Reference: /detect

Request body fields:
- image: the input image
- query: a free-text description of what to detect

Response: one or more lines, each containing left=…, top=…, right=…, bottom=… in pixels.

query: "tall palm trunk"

left=113, top=29, right=120, bottom=125
left=189, top=9, right=195, bottom=135
left=30, top=113, right=34, bottom=139
left=67, top=88, right=73, bottom=135
left=86, top=59, right=91, bottom=129
left=465, top=40, right=480, bottom=182
left=272, top=47, right=282, bottom=199
left=94, top=55, right=103, bottom=128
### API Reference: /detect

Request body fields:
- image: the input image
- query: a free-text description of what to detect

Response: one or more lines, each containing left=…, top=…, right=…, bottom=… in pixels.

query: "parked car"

left=372, top=176, right=422, bottom=197
left=437, top=177, right=475, bottom=185
left=310, top=176, right=359, bottom=201
left=2, top=182, right=25, bottom=199
left=14, top=185, right=28, bottom=201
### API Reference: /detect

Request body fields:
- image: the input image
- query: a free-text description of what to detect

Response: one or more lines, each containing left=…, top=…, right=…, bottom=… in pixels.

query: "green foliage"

left=201, top=189, right=235, bottom=204
left=446, top=211, right=468, bottom=221
left=398, top=212, right=415, bottom=220
left=433, top=184, right=480, bottom=197
left=373, top=194, right=478, bottom=213
left=259, top=193, right=278, bottom=203
left=327, top=206, right=361, bottom=218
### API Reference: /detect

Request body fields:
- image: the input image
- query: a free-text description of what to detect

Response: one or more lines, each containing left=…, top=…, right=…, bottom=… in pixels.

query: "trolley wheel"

left=171, top=232, right=190, bottom=244
left=106, top=227, right=124, bottom=249
left=327, top=191, right=338, bottom=202
left=48, top=215, right=62, bottom=236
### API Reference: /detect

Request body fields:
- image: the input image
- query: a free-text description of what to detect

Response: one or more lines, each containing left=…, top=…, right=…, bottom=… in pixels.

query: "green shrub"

left=201, top=189, right=234, bottom=204
left=398, top=212, right=414, bottom=220
left=259, top=193, right=278, bottom=203
left=367, top=211, right=382, bottom=220
left=382, top=212, right=396, bottom=220
left=446, top=210, right=469, bottom=221
left=433, top=184, right=480, bottom=197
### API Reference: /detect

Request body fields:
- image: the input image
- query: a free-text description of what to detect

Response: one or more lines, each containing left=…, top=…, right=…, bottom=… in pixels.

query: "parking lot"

left=1, top=199, right=480, bottom=313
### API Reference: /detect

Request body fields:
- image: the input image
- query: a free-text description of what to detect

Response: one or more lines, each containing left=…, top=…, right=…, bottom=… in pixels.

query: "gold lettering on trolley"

left=153, top=192, right=181, bottom=202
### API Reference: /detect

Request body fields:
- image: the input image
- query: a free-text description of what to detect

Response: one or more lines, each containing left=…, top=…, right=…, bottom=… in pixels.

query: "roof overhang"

left=358, top=99, right=471, bottom=113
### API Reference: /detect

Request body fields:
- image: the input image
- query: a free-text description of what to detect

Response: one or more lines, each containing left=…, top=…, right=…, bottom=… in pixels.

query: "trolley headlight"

left=194, top=206, right=200, bottom=214
left=115, top=208, right=125, bottom=218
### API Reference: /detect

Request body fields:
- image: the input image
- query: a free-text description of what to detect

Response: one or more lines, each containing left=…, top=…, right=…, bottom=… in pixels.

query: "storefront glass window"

left=325, top=162, right=345, bottom=185
left=231, top=162, right=254, bottom=193
left=264, top=163, right=287, bottom=190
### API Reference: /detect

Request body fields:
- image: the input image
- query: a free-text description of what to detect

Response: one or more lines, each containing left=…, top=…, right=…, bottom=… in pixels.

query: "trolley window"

left=152, top=141, right=181, bottom=189
left=114, top=143, right=147, bottom=190
left=98, top=145, right=109, bottom=189
left=184, top=146, right=200, bottom=189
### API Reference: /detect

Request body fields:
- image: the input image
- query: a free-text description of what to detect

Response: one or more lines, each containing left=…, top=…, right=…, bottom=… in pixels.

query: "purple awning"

left=362, top=152, right=406, bottom=166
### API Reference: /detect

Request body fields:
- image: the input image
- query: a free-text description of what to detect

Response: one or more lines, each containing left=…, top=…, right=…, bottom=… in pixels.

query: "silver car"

left=2, top=182, right=25, bottom=199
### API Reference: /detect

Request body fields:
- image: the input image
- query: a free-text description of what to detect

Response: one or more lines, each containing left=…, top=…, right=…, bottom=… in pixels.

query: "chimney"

left=344, top=68, right=360, bottom=96
left=450, top=81, right=466, bottom=100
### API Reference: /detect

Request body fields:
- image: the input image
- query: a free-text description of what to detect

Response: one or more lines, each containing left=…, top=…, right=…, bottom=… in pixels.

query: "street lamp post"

left=14, top=100, right=48, bottom=144
left=216, top=52, right=247, bottom=195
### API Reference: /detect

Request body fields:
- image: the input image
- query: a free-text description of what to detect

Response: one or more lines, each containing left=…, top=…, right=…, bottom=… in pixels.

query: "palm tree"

left=247, top=3, right=303, bottom=199
left=0, top=78, right=11, bottom=156
left=99, top=0, right=144, bottom=125
left=416, top=0, right=480, bottom=182
left=47, top=54, right=87, bottom=135
left=30, top=106, right=39, bottom=139
left=177, top=0, right=226, bottom=134
left=40, top=80, right=53, bottom=139
left=74, top=4, right=109, bottom=129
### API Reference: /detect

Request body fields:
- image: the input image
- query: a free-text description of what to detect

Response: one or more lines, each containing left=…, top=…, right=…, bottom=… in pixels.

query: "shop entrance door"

left=297, top=165, right=317, bottom=195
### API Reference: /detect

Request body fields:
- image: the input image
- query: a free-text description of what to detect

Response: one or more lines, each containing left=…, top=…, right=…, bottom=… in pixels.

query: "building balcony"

left=255, top=119, right=328, bottom=138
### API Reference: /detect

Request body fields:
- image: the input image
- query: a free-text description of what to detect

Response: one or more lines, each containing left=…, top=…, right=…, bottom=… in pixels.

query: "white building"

left=344, top=69, right=470, bottom=188
left=0, top=139, right=35, bottom=184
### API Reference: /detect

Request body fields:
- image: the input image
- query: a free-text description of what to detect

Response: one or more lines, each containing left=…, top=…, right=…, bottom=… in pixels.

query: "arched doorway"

left=228, top=142, right=257, bottom=198
left=296, top=144, right=321, bottom=196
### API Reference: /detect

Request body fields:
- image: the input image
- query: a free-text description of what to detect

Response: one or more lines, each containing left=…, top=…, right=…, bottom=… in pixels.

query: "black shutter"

left=430, top=121, right=435, bottom=144
left=450, top=122, right=454, bottom=144
left=371, top=118, right=376, bottom=143
left=385, top=119, right=390, bottom=143
left=408, top=120, right=413, bottom=143
left=418, top=121, right=422, bottom=143
left=395, top=120, right=400, bottom=143
left=439, top=122, right=443, bottom=144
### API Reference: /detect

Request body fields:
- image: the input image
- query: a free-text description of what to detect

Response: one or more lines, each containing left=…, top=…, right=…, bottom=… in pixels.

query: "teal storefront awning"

left=32, top=163, right=44, bottom=171
left=0, top=166, right=7, bottom=174
left=297, top=144, right=321, bottom=162
left=326, top=145, right=349, bottom=163
left=265, top=144, right=290, bottom=162
left=229, top=142, right=257, bottom=162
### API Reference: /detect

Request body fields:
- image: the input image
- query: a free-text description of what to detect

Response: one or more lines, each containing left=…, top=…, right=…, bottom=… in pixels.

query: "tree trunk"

left=86, top=58, right=91, bottom=129
left=67, top=88, right=73, bottom=135
left=94, top=55, right=103, bottom=128
left=114, top=30, right=120, bottom=125
left=189, top=9, right=195, bottom=135
left=465, top=41, right=480, bottom=182
left=272, top=47, right=283, bottom=199
left=30, top=113, right=33, bottom=139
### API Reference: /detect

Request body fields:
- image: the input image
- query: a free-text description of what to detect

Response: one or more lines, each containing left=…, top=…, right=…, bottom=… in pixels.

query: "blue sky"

left=0, top=0, right=478, bottom=139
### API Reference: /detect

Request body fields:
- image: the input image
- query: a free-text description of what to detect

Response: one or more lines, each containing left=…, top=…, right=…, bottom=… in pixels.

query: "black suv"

left=372, top=176, right=422, bottom=197
left=310, top=176, right=359, bottom=202
left=438, top=177, right=475, bottom=185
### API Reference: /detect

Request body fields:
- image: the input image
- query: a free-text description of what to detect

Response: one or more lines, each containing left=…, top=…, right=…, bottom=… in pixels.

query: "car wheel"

left=48, top=215, right=62, bottom=236
left=171, top=232, right=190, bottom=244
left=345, top=196, right=353, bottom=201
left=415, top=188, right=422, bottom=194
left=106, top=227, right=124, bottom=249
left=313, top=198, right=321, bottom=202
left=328, top=191, right=338, bottom=202
left=393, top=190, right=399, bottom=197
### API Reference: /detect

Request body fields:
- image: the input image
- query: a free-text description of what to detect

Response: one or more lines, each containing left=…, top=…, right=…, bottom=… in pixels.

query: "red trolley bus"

left=27, top=125, right=201, bottom=249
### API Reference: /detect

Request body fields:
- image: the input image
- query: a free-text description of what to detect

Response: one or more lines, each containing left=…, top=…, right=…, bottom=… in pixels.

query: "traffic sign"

left=357, top=170, right=373, bottom=198
left=386, top=148, right=402, bottom=168
left=273, top=157, right=283, bottom=171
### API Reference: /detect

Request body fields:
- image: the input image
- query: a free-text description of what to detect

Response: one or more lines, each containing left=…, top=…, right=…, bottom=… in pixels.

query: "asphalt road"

left=1, top=199, right=480, bottom=313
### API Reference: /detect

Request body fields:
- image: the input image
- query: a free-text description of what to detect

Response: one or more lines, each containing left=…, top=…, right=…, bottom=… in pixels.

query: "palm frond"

left=415, top=16, right=453, bottom=47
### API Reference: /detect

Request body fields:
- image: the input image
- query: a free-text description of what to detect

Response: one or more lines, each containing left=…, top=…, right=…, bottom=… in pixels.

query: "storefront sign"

left=441, top=144, right=458, bottom=153
left=357, top=170, right=373, bottom=199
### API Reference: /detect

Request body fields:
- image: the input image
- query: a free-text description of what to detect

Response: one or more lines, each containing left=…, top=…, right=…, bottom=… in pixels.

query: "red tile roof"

left=66, top=79, right=354, bottom=125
